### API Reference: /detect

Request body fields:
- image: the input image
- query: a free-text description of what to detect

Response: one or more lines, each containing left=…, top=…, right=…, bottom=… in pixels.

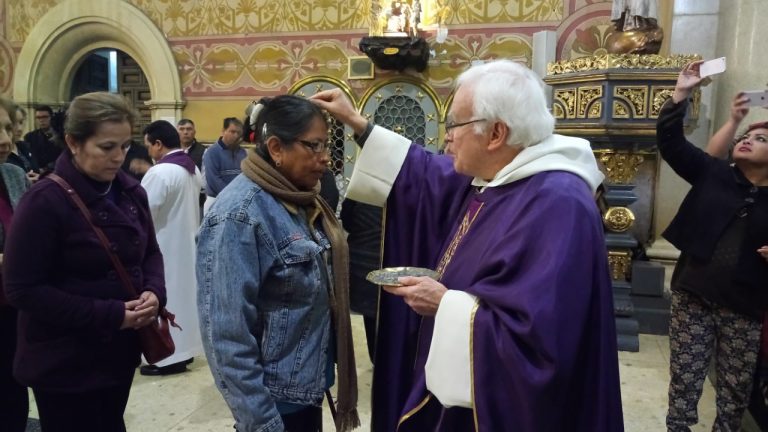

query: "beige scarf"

left=241, top=151, right=360, bottom=431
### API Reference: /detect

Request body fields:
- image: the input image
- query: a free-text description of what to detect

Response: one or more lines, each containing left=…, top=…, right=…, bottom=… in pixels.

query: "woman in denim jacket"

left=197, top=95, right=359, bottom=432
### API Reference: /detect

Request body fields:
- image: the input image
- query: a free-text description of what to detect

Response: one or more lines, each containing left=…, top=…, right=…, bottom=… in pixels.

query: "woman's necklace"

left=97, top=181, right=113, bottom=197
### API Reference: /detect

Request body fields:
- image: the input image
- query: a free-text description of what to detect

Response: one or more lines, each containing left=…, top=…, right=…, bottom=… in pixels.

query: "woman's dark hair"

left=65, top=92, right=137, bottom=144
left=252, top=95, right=326, bottom=163
left=35, top=105, right=53, bottom=116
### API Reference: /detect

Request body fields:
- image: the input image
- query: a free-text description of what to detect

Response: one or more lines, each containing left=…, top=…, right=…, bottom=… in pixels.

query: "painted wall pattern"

left=1, top=0, right=615, bottom=98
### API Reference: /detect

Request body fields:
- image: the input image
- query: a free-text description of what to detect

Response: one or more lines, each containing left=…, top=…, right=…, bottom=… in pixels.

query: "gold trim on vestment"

left=435, top=202, right=485, bottom=276
left=398, top=200, right=485, bottom=429
left=470, top=300, right=480, bottom=431
left=397, top=395, right=432, bottom=430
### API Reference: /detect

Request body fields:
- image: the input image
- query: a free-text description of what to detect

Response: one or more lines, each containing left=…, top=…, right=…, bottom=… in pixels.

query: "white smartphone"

left=699, top=57, right=726, bottom=78
left=743, top=90, right=768, bottom=107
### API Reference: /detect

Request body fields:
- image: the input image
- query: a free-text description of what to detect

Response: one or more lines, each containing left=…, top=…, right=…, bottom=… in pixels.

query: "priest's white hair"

left=456, top=59, right=555, bottom=148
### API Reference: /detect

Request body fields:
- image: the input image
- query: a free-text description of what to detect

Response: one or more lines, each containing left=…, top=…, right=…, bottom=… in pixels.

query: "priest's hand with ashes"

left=382, top=276, right=447, bottom=316
left=309, top=89, right=369, bottom=136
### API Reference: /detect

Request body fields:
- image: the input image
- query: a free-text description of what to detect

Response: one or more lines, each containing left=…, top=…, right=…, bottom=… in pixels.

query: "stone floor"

left=26, top=317, right=719, bottom=431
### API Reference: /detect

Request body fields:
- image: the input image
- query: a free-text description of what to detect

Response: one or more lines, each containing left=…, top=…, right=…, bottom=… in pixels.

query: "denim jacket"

left=197, top=174, right=333, bottom=432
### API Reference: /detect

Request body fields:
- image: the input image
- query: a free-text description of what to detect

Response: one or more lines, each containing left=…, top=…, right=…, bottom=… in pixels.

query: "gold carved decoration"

left=578, top=86, right=603, bottom=119
left=547, top=54, right=701, bottom=76
left=613, top=101, right=629, bottom=119
left=598, top=152, right=645, bottom=184
left=613, top=86, right=648, bottom=118
left=603, top=207, right=636, bottom=233
left=553, top=88, right=577, bottom=119
left=650, top=86, right=674, bottom=118
left=608, top=250, right=632, bottom=281
left=690, top=88, right=701, bottom=121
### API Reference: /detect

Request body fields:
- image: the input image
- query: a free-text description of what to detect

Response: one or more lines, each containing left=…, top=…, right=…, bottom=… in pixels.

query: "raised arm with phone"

left=706, top=91, right=768, bottom=158
left=658, top=61, right=768, bottom=431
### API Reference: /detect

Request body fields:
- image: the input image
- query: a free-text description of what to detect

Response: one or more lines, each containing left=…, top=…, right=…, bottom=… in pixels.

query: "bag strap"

left=49, top=173, right=181, bottom=330
left=48, top=173, right=138, bottom=298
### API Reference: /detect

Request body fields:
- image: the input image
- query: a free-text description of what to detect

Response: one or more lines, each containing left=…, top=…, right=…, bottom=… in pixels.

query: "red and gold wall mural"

left=0, top=0, right=640, bottom=137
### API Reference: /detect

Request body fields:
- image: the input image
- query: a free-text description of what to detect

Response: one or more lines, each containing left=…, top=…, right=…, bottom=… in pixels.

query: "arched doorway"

left=13, top=0, right=183, bottom=122
left=69, top=49, right=153, bottom=140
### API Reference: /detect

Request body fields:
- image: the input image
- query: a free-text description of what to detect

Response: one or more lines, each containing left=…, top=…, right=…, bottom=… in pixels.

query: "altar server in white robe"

left=139, top=120, right=204, bottom=375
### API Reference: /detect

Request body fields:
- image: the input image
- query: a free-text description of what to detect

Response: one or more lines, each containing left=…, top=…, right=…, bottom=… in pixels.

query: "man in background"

left=24, top=106, right=61, bottom=175
left=177, top=118, right=206, bottom=211
left=202, top=117, right=245, bottom=212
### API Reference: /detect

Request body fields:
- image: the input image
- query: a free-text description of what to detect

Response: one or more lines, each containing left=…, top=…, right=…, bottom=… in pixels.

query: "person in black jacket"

left=660, top=60, right=768, bottom=432
left=9, top=106, right=39, bottom=183
left=24, top=106, right=62, bottom=175
left=120, top=140, right=153, bottom=181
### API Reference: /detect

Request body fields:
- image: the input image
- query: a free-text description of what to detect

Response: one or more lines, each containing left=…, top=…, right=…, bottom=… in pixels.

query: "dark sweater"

left=658, top=98, right=768, bottom=317
left=3, top=153, right=166, bottom=391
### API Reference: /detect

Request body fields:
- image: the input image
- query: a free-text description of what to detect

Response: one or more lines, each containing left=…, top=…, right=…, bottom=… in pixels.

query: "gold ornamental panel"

left=613, top=86, right=648, bottom=119
left=608, top=250, right=632, bottom=281
left=578, top=86, right=603, bottom=119
left=613, top=101, right=629, bottom=119
left=598, top=152, right=645, bottom=185
left=690, top=88, right=701, bottom=121
left=650, top=86, right=675, bottom=118
left=603, top=207, right=636, bottom=233
left=553, top=88, right=577, bottom=119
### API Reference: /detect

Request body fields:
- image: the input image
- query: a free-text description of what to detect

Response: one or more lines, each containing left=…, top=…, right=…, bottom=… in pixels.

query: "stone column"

left=713, top=0, right=768, bottom=129
left=532, top=30, right=557, bottom=103
left=146, top=100, right=186, bottom=124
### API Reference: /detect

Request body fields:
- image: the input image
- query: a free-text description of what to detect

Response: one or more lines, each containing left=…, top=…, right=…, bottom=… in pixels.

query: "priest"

left=310, top=59, right=624, bottom=431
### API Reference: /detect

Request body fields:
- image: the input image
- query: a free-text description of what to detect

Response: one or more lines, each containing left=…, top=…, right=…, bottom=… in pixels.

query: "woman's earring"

left=276, top=160, right=282, bottom=167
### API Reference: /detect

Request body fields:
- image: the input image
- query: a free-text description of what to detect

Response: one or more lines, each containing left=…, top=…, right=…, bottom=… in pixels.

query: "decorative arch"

left=13, top=0, right=184, bottom=120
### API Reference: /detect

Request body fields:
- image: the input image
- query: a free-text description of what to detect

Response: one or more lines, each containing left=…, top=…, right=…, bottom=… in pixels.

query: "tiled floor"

left=27, top=318, right=718, bottom=431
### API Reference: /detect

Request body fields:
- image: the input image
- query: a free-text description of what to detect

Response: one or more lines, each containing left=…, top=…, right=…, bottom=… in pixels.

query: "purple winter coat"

left=3, top=153, right=166, bottom=392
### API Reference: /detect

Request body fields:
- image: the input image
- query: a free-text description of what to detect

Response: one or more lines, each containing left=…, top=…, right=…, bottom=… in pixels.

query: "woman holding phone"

left=659, top=60, right=768, bottom=431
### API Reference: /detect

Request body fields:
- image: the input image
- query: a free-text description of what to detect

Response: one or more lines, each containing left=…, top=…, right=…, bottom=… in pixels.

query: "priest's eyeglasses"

left=297, top=139, right=330, bottom=154
left=445, top=118, right=487, bottom=133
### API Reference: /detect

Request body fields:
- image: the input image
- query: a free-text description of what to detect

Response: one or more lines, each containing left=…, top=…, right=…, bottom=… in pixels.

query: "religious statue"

left=411, top=0, right=421, bottom=34
left=607, top=0, right=664, bottom=55
left=385, top=1, right=412, bottom=35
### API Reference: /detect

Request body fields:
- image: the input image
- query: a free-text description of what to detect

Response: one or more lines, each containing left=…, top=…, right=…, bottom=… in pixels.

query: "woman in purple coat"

left=3, top=92, right=166, bottom=432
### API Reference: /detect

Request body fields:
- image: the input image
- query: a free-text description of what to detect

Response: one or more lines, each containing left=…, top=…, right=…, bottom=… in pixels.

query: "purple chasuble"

left=372, top=145, right=623, bottom=432
left=157, top=150, right=196, bottom=174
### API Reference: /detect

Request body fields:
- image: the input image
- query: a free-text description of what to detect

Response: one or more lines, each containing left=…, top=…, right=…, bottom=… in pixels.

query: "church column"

left=532, top=30, right=557, bottom=103
left=713, top=0, right=768, bottom=130
left=146, top=100, right=186, bottom=124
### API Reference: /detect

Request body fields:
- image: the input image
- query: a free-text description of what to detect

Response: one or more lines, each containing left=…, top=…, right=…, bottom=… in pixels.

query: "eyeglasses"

left=297, top=139, right=330, bottom=154
left=445, top=118, right=487, bottom=133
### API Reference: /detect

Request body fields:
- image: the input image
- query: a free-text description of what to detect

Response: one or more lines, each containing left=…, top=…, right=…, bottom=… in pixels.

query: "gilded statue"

left=607, top=0, right=664, bottom=55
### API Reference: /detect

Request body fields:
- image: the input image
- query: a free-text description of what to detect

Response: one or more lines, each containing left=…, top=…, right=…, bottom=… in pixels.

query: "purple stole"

left=157, top=150, right=196, bottom=174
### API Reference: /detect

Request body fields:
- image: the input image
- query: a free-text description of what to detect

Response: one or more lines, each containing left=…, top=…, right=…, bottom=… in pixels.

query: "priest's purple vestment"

left=347, top=126, right=624, bottom=432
